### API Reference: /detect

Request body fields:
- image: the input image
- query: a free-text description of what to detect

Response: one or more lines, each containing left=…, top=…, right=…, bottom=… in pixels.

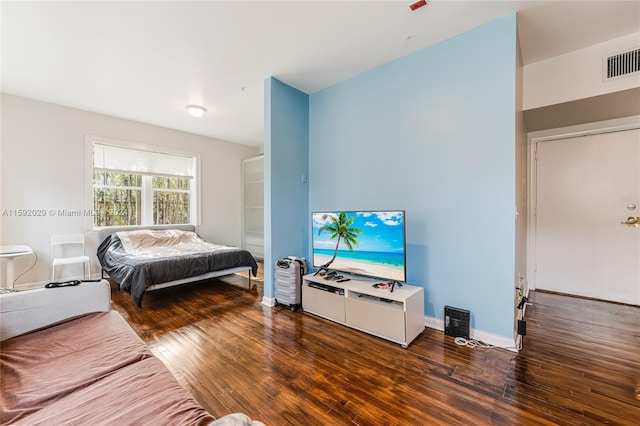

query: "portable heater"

left=444, top=306, right=470, bottom=339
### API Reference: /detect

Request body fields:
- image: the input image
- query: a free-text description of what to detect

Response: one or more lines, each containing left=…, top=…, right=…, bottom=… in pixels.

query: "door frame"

left=527, top=117, right=640, bottom=292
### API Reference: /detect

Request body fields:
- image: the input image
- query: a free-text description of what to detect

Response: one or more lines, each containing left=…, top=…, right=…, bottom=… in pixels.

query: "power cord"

left=13, top=251, right=38, bottom=287
left=454, top=337, right=494, bottom=349
left=454, top=336, right=523, bottom=352
left=517, top=296, right=528, bottom=309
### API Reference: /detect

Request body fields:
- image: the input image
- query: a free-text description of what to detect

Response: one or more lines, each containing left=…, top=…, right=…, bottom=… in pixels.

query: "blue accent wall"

left=308, top=15, right=517, bottom=336
left=263, top=77, right=309, bottom=298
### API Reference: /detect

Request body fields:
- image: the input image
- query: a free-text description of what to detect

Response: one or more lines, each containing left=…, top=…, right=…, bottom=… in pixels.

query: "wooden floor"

left=110, top=267, right=640, bottom=425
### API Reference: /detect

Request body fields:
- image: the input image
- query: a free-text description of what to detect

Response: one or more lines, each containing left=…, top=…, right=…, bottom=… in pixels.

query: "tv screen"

left=312, top=210, right=406, bottom=282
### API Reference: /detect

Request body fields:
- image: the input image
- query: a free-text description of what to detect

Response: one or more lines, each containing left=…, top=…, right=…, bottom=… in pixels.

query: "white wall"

left=524, top=32, right=640, bottom=110
left=0, top=94, right=259, bottom=287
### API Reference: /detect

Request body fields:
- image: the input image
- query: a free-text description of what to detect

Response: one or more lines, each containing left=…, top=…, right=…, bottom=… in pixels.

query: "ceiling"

left=2, top=1, right=639, bottom=147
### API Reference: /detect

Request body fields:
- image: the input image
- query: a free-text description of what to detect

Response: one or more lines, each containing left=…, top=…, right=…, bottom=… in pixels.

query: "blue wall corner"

left=263, top=77, right=310, bottom=298
left=308, top=14, right=518, bottom=337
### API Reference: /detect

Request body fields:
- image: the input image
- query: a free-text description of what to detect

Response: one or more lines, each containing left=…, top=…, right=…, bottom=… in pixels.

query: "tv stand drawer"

left=302, top=282, right=345, bottom=323
left=346, top=293, right=405, bottom=342
left=302, top=274, right=424, bottom=346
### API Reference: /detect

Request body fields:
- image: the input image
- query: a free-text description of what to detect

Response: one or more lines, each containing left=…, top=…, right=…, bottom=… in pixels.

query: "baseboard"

left=472, top=328, right=519, bottom=352
left=264, top=299, right=518, bottom=351
left=262, top=296, right=276, bottom=307
left=424, top=315, right=444, bottom=331
left=13, top=280, right=47, bottom=291
left=424, top=315, right=519, bottom=352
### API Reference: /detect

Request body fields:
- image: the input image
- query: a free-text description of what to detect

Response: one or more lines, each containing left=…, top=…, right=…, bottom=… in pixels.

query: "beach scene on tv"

left=312, top=211, right=406, bottom=282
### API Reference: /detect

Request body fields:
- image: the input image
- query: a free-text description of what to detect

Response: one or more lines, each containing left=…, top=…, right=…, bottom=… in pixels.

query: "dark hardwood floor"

left=110, top=266, right=640, bottom=425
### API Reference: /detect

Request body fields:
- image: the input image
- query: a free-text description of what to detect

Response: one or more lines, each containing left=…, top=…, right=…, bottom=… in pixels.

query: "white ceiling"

left=2, top=1, right=639, bottom=147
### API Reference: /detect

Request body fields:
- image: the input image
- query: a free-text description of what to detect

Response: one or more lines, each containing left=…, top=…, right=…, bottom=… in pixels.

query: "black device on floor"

left=444, top=305, right=470, bottom=339
left=45, top=280, right=81, bottom=288
left=45, top=279, right=102, bottom=289
left=517, top=319, right=527, bottom=336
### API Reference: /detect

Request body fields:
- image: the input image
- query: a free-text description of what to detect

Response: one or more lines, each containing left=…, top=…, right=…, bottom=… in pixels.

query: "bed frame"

left=97, top=225, right=253, bottom=292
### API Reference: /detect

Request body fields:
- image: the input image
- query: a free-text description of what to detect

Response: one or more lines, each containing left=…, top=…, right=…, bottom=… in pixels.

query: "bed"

left=97, top=225, right=258, bottom=307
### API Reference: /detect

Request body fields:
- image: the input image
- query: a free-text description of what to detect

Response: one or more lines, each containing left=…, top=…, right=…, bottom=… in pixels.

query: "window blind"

left=93, top=143, right=195, bottom=179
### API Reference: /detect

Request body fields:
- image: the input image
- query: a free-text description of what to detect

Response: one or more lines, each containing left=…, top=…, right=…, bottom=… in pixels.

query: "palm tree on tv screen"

left=318, top=212, right=363, bottom=268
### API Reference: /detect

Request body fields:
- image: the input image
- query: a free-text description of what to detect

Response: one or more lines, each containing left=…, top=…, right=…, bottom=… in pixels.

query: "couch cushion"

left=1, top=311, right=154, bottom=423
left=9, top=357, right=214, bottom=425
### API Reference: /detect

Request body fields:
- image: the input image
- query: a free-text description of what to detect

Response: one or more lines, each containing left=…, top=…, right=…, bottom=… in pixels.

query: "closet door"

left=242, top=155, right=264, bottom=259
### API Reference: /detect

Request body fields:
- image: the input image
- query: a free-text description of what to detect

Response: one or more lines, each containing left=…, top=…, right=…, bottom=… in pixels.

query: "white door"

left=534, top=128, right=640, bottom=305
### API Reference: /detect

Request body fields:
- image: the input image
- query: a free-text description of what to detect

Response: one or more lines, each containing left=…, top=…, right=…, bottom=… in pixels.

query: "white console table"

left=302, top=273, right=424, bottom=347
left=0, top=245, right=34, bottom=290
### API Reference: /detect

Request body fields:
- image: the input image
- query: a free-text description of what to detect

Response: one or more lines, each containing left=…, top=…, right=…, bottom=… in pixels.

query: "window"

left=93, top=171, right=142, bottom=226
left=152, top=176, right=191, bottom=225
left=87, top=136, right=199, bottom=228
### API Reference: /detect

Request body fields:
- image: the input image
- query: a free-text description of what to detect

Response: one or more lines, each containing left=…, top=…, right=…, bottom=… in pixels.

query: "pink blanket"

left=1, top=311, right=214, bottom=425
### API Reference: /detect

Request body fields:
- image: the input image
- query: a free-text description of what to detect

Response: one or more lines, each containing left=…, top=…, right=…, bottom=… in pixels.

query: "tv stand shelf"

left=302, top=274, right=424, bottom=347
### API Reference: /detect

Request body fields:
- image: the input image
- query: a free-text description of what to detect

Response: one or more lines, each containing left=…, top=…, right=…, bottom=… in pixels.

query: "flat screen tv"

left=312, top=210, right=406, bottom=282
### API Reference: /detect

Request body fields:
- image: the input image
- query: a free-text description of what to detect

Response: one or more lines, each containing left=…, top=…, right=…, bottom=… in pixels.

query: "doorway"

left=530, top=127, right=640, bottom=305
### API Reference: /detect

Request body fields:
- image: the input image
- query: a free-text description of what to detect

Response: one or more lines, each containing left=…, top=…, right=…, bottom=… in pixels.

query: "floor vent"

left=605, top=48, right=640, bottom=80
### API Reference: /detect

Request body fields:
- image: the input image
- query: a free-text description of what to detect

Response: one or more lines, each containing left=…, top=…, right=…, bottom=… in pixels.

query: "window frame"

left=85, top=135, right=201, bottom=230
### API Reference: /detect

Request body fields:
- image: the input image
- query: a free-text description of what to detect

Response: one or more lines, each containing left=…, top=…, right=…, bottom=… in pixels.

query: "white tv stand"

left=302, top=274, right=424, bottom=347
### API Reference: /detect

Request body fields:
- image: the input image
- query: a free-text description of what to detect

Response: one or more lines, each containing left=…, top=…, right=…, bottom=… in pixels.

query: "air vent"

left=604, top=48, right=640, bottom=80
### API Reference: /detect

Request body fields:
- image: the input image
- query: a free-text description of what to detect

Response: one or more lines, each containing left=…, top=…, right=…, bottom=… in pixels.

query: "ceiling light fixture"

left=186, top=105, right=207, bottom=118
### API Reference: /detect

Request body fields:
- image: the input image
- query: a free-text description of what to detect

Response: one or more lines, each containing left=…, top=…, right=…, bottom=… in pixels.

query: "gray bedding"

left=97, top=230, right=258, bottom=307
